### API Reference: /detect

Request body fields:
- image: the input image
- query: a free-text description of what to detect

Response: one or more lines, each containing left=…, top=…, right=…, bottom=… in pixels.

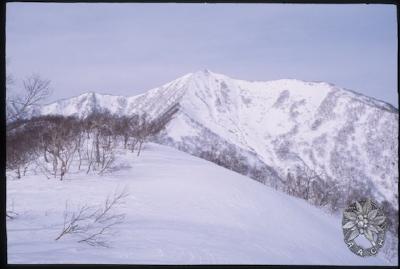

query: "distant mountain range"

left=26, top=70, right=399, bottom=211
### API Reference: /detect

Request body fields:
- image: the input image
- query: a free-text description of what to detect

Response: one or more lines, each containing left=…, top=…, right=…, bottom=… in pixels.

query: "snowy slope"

left=28, top=70, right=398, bottom=210
left=6, top=143, right=394, bottom=265
left=157, top=71, right=398, bottom=209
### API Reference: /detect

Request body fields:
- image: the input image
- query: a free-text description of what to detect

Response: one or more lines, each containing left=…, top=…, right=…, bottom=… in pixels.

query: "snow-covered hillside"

left=6, top=143, right=394, bottom=265
left=29, top=70, right=398, bottom=212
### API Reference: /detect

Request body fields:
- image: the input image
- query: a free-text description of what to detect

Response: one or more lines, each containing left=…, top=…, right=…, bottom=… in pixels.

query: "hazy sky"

left=6, top=3, right=398, bottom=106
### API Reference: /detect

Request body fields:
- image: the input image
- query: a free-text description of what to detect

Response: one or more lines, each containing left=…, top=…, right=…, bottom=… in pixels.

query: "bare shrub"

left=6, top=211, right=18, bottom=220
left=6, top=199, right=18, bottom=220
left=55, top=203, right=95, bottom=240
left=55, top=188, right=129, bottom=247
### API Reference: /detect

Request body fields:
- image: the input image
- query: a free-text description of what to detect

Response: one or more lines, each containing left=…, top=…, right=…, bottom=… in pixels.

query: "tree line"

left=5, top=71, right=178, bottom=180
left=6, top=107, right=178, bottom=180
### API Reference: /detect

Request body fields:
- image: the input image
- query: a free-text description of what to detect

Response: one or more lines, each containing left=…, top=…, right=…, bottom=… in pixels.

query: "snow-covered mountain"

left=31, top=70, right=398, bottom=211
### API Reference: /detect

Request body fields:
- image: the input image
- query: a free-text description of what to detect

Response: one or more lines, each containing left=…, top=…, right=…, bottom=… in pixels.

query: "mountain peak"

left=189, top=69, right=233, bottom=83
left=203, top=68, right=211, bottom=74
left=192, top=69, right=215, bottom=78
left=196, top=68, right=212, bottom=75
left=77, top=91, right=98, bottom=98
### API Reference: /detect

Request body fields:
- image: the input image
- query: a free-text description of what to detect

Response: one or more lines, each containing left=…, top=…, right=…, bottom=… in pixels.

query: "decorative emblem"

left=342, top=198, right=387, bottom=257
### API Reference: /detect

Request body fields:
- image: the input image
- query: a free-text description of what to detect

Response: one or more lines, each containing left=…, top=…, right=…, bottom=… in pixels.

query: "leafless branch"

left=93, top=187, right=129, bottom=223
left=55, top=188, right=128, bottom=247
left=6, top=211, right=18, bottom=220
left=7, top=74, right=51, bottom=124
left=55, top=202, right=95, bottom=241
left=6, top=74, right=14, bottom=88
left=6, top=199, right=19, bottom=220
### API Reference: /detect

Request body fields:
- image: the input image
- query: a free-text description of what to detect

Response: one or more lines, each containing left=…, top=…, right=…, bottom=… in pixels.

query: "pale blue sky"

left=6, top=3, right=398, bottom=107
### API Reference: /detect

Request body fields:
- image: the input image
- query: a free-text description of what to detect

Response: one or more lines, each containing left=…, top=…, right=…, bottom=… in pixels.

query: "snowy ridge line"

left=31, top=71, right=397, bottom=118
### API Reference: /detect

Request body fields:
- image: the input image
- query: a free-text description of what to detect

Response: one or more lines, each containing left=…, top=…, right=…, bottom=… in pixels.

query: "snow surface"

left=7, top=143, right=394, bottom=265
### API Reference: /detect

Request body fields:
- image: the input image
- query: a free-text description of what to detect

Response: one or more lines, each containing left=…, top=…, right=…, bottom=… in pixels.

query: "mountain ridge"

left=24, top=70, right=399, bottom=214
left=39, top=70, right=398, bottom=114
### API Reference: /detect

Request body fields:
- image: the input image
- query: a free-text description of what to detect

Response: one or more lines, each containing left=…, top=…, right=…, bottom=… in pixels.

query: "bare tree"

left=83, top=111, right=117, bottom=174
left=40, top=116, right=80, bottom=180
left=75, top=127, right=85, bottom=171
left=6, top=72, right=52, bottom=178
left=293, top=157, right=325, bottom=201
left=6, top=126, right=38, bottom=179
left=131, top=105, right=178, bottom=156
left=114, top=116, right=135, bottom=149
left=7, top=74, right=51, bottom=125
left=127, top=113, right=147, bottom=156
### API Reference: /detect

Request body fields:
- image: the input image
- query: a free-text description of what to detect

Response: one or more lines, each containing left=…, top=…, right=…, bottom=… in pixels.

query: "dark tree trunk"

left=44, top=148, right=49, bottom=163
left=124, top=135, right=128, bottom=149
left=95, top=133, right=100, bottom=164
left=137, top=141, right=143, bottom=156
left=16, top=167, right=21, bottom=179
